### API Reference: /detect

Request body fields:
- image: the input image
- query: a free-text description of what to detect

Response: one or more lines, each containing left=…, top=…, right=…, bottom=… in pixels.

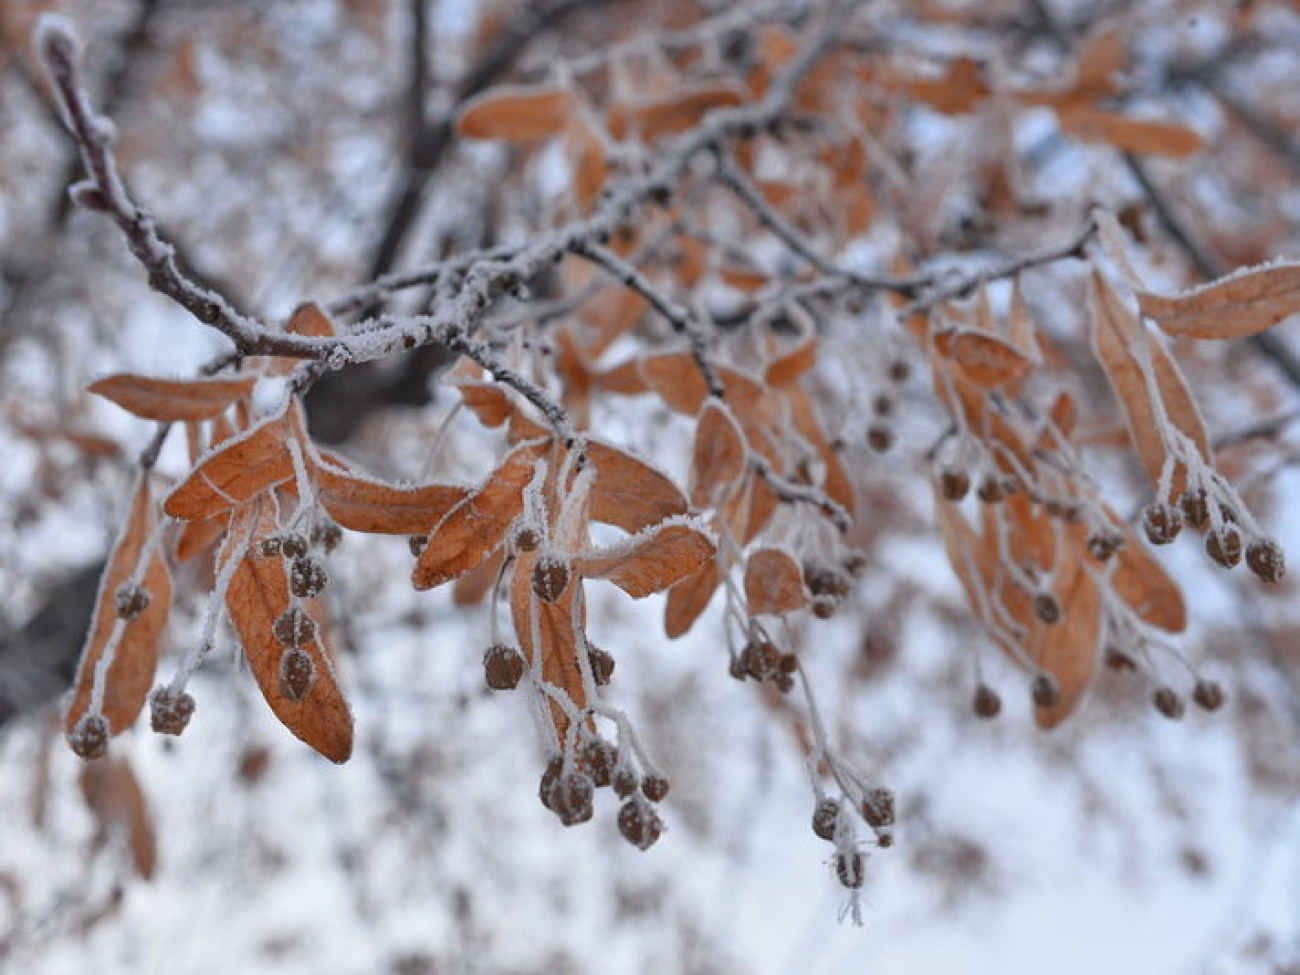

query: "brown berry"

left=513, top=527, right=541, bottom=552
left=1031, top=674, right=1060, bottom=709
left=539, top=757, right=563, bottom=811
left=836, top=850, right=865, bottom=889
left=743, top=638, right=782, bottom=681
left=531, top=558, right=569, bottom=603
left=887, top=360, right=910, bottom=382
left=278, top=647, right=316, bottom=701
left=1246, top=539, right=1285, bottom=583
left=861, top=787, right=895, bottom=828
left=1153, top=686, right=1185, bottom=720
left=1033, top=593, right=1061, bottom=625
left=779, top=653, right=798, bottom=674
left=313, top=522, right=342, bottom=553
left=259, top=537, right=282, bottom=558
left=728, top=654, right=748, bottom=681
left=612, top=766, right=639, bottom=798
left=1192, top=679, right=1226, bottom=712
left=976, top=477, right=1005, bottom=503
left=483, top=644, right=525, bottom=690
left=877, top=832, right=894, bottom=849
left=588, top=644, right=615, bottom=685
left=617, top=799, right=664, bottom=850
left=581, top=739, right=618, bottom=788
left=811, top=596, right=838, bottom=619
left=272, top=607, right=317, bottom=647
left=115, top=584, right=150, bottom=621
left=939, top=469, right=971, bottom=502
left=804, top=565, right=850, bottom=598
left=149, top=687, right=195, bottom=736
left=1142, top=503, right=1183, bottom=546
left=641, top=773, right=671, bottom=803
left=867, top=424, right=894, bottom=453
left=872, top=394, right=893, bottom=416
left=289, top=557, right=328, bottom=598
left=1180, top=490, right=1210, bottom=530
left=280, top=533, right=310, bottom=560
left=1087, top=532, right=1124, bottom=562
left=812, top=798, right=840, bottom=842
left=69, top=714, right=109, bottom=760
left=550, top=771, right=595, bottom=826
left=1206, top=525, right=1243, bottom=568
left=972, top=684, right=1002, bottom=719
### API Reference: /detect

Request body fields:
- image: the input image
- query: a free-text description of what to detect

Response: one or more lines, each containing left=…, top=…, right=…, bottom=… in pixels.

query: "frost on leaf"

left=88, top=373, right=256, bottom=422
left=743, top=547, right=809, bottom=616
left=1137, top=262, right=1300, bottom=339
left=456, top=85, right=575, bottom=141
left=313, top=454, right=469, bottom=535
left=163, top=409, right=297, bottom=521
left=573, top=519, right=716, bottom=598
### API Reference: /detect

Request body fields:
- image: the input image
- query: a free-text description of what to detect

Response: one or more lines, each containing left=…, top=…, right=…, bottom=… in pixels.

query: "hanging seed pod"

left=312, top=522, right=343, bottom=553
left=812, top=798, right=840, bottom=842
left=280, top=533, right=310, bottom=560
left=289, top=557, right=328, bottom=598
left=1142, top=503, right=1183, bottom=546
left=805, top=565, right=851, bottom=598
left=1192, top=679, right=1226, bottom=712
left=1246, top=539, right=1285, bottom=583
left=408, top=535, right=428, bottom=558
left=483, top=644, right=525, bottom=690
left=1033, top=593, right=1061, bottom=625
left=617, top=798, right=664, bottom=850
left=867, top=424, right=894, bottom=453
left=272, top=606, right=317, bottom=647
left=588, top=644, right=615, bottom=685
left=278, top=648, right=316, bottom=701
left=779, top=653, right=798, bottom=675
left=1206, top=525, right=1243, bottom=568
left=1087, top=531, right=1124, bottom=561
left=539, top=756, right=563, bottom=811
left=860, top=787, right=895, bottom=828
left=887, top=360, right=910, bottom=383
left=877, top=832, right=894, bottom=849
left=1104, top=646, right=1139, bottom=672
left=939, top=469, right=971, bottom=502
left=742, top=638, right=782, bottom=681
left=836, top=850, right=865, bottom=889
left=641, top=773, right=671, bottom=803
left=1031, top=674, right=1060, bottom=708
left=1180, top=490, right=1210, bottom=530
left=550, top=771, right=595, bottom=826
left=114, top=584, right=151, bottom=621
left=69, top=714, right=110, bottom=760
left=512, top=527, right=541, bottom=552
left=581, top=739, right=618, bottom=788
left=258, top=536, right=282, bottom=558
left=811, top=596, right=838, bottom=619
left=872, top=394, right=893, bottom=417
left=728, top=654, right=748, bottom=681
left=1153, top=686, right=1185, bottom=720
left=149, top=687, right=196, bottom=736
left=976, top=477, right=1005, bottom=503
left=531, top=558, right=569, bottom=603
left=971, top=684, right=1002, bottom=718
left=612, top=766, right=639, bottom=799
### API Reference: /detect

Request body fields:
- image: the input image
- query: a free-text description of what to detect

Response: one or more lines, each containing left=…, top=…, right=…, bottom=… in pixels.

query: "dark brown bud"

left=587, top=644, right=615, bottom=685
left=976, top=477, right=1005, bottom=504
left=1087, top=532, right=1124, bottom=561
left=972, top=684, right=1002, bottom=719
left=280, top=533, right=310, bottom=560
left=259, top=536, right=282, bottom=558
left=939, top=469, right=971, bottom=502
left=804, top=565, right=850, bottom=598
left=612, top=766, right=639, bottom=799
left=876, top=832, right=894, bottom=849
left=1206, top=525, right=1243, bottom=568
left=867, top=424, right=894, bottom=453
left=1180, top=490, right=1210, bottom=530
left=1031, top=674, right=1060, bottom=709
left=1142, top=503, right=1183, bottom=546
left=836, top=850, right=865, bottom=889
left=860, top=787, right=895, bottom=828
left=779, top=653, right=798, bottom=674
left=872, top=394, right=893, bottom=417
left=550, top=771, right=595, bottom=826
left=539, top=756, right=563, bottom=811
left=115, top=584, right=150, bottom=621
left=531, top=558, right=569, bottom=603
left=775, top=671, right=795, bottom=693
left=618, top=799, right=664, bottom=851
left=272, top=607, right=317, bottom=647
left=513, top=527, right=541, bottom=552
left=812, top=798, right=840, bottom=842
left=1153, top=686, right=1185, bottom=720
left=1246, top=539, right=1285, bottom=583
left=1033, top=593, right=1061, bottom=625
left=69, top=714, right=110, bottom=760
left=641, top=773, right=671, bottom=803
left=312, top=522, right=342, bottom=553
left=289, top=558, right=328, bottom=598
left=887, top=360, right=910, bottom=383
left=408, top=534, right=428, bottom=557
left=278, top=648, right=316, bottom=701
left=742, top=638, right=782, bottom=681
left=483, top=644, right=525, bottom=690
left=811, top=596, right=838, bottom=619
left=581, top=739, right=618, bottom=788
left=1104, top=647, right=1139, bottom=672
left=149, top=687, right=195, bottom=736
left=1192, top=679, right=1226, bottom=712
left=728, top=654, right=748, bottom=681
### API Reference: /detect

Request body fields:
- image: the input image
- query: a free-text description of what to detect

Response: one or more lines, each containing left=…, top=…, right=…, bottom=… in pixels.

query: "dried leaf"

left=691, top=401, right=746, bottom=507
left=904, top=56, right=988, bottom=115
left=287, top=301, right=335, bottom=337
left=164, top=410, right=294, bottom=521
left=1030, top=551, right=1102, bottom=729
left=453, top=548, right=505, bottom=606
left=314, top=456, right=469, bottom=535
left=765, top=336, right=817, bottom=387
left=743, top=547, right=809, bottom=615
left=79, top=756, right=157, bottom=879
left=88, top=374, right=255, bottom=422
left=1058, top=107, right=1203, bottom=157
left=933, top=329, right=1034, bottom=389
left=1137, top=262, right=1300, bottom=339
left=1104, top=520, right=1187, bottom=632
left=66, top=477, right=172, bottom=737
left=586, top=439, right=690, bottom=534
left=664, top=558, right=721, bottom=638
left=457, top=85, right=575, bottom=141
left=607, top=83, right=744, bottom=140
left=574, top=520, right=715, bottom=597
left=509, top=549, right=588, bottom=744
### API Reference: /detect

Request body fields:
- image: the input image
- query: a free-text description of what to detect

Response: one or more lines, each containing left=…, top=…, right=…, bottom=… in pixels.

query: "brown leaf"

left=691, top=401, right=746, bottom=507
left=664, top=559, right=721, bottom=638
left=509, top=549, right=588, bottom=744
left=743, top=547, right=809, bottom=615
left=567, top=117, right=606, bottom=211
left=163, top=410, right=295, bottom=521
left=607, top=83, right=744, bottom=141
left=1058, top=107, right=1203, bottom=157
left=904, top=56, right=989, bottom=115
left=314, top=456, right=469, bottom=535
left=287, top=301, right=335, bottom=337
left=66, top=477, right=172, bottom=737
left=765, top=336, right=817, bottom=387
left=412, top=440, right=550, bottom=589
left=1137, top=262, right=1300, bottom=339
left=933, top=329, right=1034, bottom=390
left=574, top=520, right=715, bottom=597
left=1105, top=521, right=1187, bottom=632
left=586, top=439, right=690, bottom=534
left=1030, top=550, right=1102, bottom=729
left=453, top=548, right=506, bottom=606
left=78, top=756, right=157, bottom=879
left=225, top=498, right=353, bottom=762
left=88, top=374, right=255, bottom=422
left=457, top=85, right=575, bottom=141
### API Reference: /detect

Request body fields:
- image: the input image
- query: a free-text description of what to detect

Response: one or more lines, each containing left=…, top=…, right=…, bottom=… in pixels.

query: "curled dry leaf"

left=313, top=455, right=469, bottom=535
left=225, top=498, right=353, bottom=763
left=66, top=476, right=172, bottom=738
left=573, top=519, right=715, bottom=598
left=163, top=409, right=296, bottom=521
left=1137, top=262, right=1300, bottom=340
left=743, top=547, right=809, bottom=615
left=88, top=373, right=256, bottom=422
left=457, top=85, right=575, bottom=141
left=691, top=401, right=746, bottom=507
